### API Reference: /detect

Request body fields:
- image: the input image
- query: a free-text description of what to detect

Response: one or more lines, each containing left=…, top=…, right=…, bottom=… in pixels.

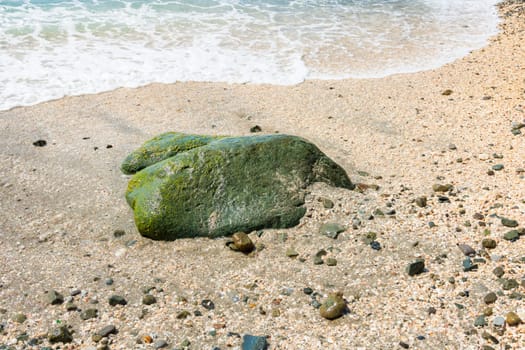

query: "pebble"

left=322, top=198, right=334, bottom=209
left=415, top=196, right=427, bottom=208
left=319, top=292, right=346, bottom=320
left=48, top=325, right=73, bottom=344
left=285, top=247, right=299, bottom=258
left=313, top=256, right=324, bottom=265
left=319, top=222, right=345, bottom=239
left=481, top=331, right=499, bottom=344
left=432, top=183, right=453, bottom=192
left=97, top=325, right=117, bottom=338
left=108, top=295, right=127, bottom=306
left=493, top=266, right=505, bottom=278
left=482, top=238, right=497, bottom=249
left=154, top=339, right=168, bottom=349
left=370, top=241, right=382, bottom=250
left=177, top=310, right=191, bottom=319
left=501, top=279, right=519, bottom=290
left=475, top=315, right=487, bottom=327
left=46, top=290, right=64, bottom=305
left=201, top=299, right=215, bottom=310
left=241, top=334, right=269, bottom=350
left=399, top=341, right=410, bottom=349
left=505, top=312, right=522, bottom=326
left=503, top=230, right=520, bottom=241
left=104, top=278, right=113, bottom=286
left=437, top=196, right=450, bottom=203
left=113, top=229, right=126, bottom=237
left=484, top=292, right=497, bottom=304
left=325, top=257, right=337, bottom=266
left=12, top=313, right=26, bottom=323
left=231, top=232, right=255, bottom=253
left=303, top=287, right=313, bottom=295
left=142, top=294, right=157, bottom=305
left=32, top=139, right=47, bottom=147
left=250, top=125, right=262, bottom=133
left=493, top=316, right=505, bottom=327
left=80, top=308, right=98, bottom=320
left=501, top=218, right=518, bottom=227
left=463, top=257, right=478, bottom=272
left=406, top=259, right=425, bottom=276
left=492, top=164, right=504, bottom=171
left=457, top=244, right=475, bottom=256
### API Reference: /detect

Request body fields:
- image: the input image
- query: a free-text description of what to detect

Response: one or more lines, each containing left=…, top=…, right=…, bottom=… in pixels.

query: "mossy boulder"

left=124, top=133, right=353, bottom=240
left=121, top=132, right=223, bottom=174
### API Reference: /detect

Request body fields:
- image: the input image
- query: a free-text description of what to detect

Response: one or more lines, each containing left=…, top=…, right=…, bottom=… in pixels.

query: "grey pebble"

left=108, top=295, right=127, bottom=306
left=97, top=325, right=117, bottom=338
left=46, top=290, right=64, bottom=305
left=457, top=243, right=475, bottom=256
left=154, top=340, right=168, bottom=349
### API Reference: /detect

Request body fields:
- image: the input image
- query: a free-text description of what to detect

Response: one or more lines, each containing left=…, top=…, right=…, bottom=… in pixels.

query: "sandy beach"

left=1, top=1, right=525, bottom=349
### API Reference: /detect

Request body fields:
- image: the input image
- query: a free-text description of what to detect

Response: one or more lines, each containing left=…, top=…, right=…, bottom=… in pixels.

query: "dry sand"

left=1, top=1, right=525, bottom=349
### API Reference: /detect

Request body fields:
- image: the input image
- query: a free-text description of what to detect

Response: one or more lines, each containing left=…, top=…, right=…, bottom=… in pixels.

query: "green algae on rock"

left=121, top=132, right=223, bottom=174
left=124, top=133, right=354, bottom=240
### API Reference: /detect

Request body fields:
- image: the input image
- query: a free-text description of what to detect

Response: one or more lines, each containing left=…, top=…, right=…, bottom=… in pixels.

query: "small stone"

left=201, top=299, right=215, bottom=310
left=48, top=325, right=73, bottom=344
left=113, top=229, right=126, bottom=237
left=493, top=266, right=504, bottom=278
left=493, top=316, right=505, bottom=327
left=427, top=307, right=437, bottom=315
left=241, top=334, right=269, bottom=350
left=12, top=313, right=26, bottom=323
left=33, top=139, right=47, bottom=147
left=505, top=312, right=522, bottom=326
left=481, top=331, right=499, bottom=344
left=484, top=292, right=497, bottom=304
left=438, top=196, right=450, bottom=203
left=325, top=258, right=337, bottom=266
left=322, top=198, right=334, bottom=209
left=475, top=315, right=487, bottom=327
left=441, top=89, right=453, bottom=96
left=415, top=196, right=427, bottom=208
left=271, top=308, right=280, bottom=317
left=231, top=232, right=255, bottom=253
left=177, top=310, right=191, bottom=319
left=483, top=307, right=493, bottom=316
left=463, top=257, right=478, bottom=272
left=249, top=125, right=262, bottom=133
left=487, top=170, right=495, bottom=176
left=65, top=302, right=77, bottom=311
left=457, top=243, right=476, bottom=256
left=428, top=221, right=436, bottom=228
left=482, top=346, right=495, bottom=350
left=108, top=295, right=127, bottom=306
left=97, top=325, right=117, bottom=338
left=473, top=213, right=485, bottom=220
left=319, top=292, right=346, bottom=320
left=303, top=287, right=313, bottom=295
left=105, top=278, right=113, bottom=286
left=406, top=259, right=425, bottom=276
left=503, top=230, right=520, bottom=241
left=370, top=241, right=382, bottom=251
left=154, top=339, right=168, bottom=349
left=501, top=218, right=518, bottom=227
left=46, top=290, right=64, bottom=305
left=448, top=143, right=457, bottom=150
left=482, top=239, right=497, bottom=249
left=501, top=279, right=519, bottom=290
left=285, top=247, right=299, bottom=258
left=80, top=308, right=98, bottom=320
left=432, top=183, right=453, bottom=192
left=399, top=341, right=410, bottom=349
left=492, top=164, right=504, bottom=171
left=142, top=294, right=157, bottom=305
left=319, top=222, right=345, bottom=239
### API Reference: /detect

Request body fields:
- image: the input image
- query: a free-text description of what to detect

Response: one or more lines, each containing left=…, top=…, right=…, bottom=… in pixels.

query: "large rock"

left=124, top=133, right=354, bottom=240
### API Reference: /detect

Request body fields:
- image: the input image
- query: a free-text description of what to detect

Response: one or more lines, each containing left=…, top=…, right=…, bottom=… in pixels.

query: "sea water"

left=0, top=0, right=500, bottom=110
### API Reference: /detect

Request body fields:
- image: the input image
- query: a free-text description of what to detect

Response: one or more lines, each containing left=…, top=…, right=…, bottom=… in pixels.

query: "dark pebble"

left=201, top=299, right=215, bottom=310
left=415, top=196, right=427, bottom=208
left=503, top=230, right=519, bottom=241
left=303, top=287, right=313, bottom=295
left=501, top=279, right=519, bottom=290
left=463, top=257, right=478, bottom=272
left=108, top=295, right=127, bottom=306
left=113, top=229, right=126, bottom=238
left=457, top=243, right=475, bottom=256
left=481, top=331, right=499, bottom=344
left=406, top=259, right=425, bottom=276
left=33, top=140, right=47, bottom=147
left=493, top=266, right=504, bottom=278
left=249, top=125, right=262, bottom=133
left=399, top=341, right=410, bottom=349
left=370, top=241, right=382, bottom=250
left=416, top=335, right=425, bottom=340
left=482, top=238, right=497, bottom=249
left=484, top=292, right=497, bottom=304
left=438, top=196, right=450, bottom=203
left=427, top=307, right=437, bottom=315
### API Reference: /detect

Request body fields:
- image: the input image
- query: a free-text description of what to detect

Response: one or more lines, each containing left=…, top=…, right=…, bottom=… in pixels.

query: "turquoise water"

left=0, top=0, right=500, bottom=110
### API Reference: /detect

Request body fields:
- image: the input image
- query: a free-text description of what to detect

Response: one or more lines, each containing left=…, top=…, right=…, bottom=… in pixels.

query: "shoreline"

left=1, top=1, right=525, bottom=349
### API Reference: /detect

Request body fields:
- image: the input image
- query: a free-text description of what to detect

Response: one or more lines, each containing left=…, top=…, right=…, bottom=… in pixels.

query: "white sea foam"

left=0, top=0, right=500, bottom=111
